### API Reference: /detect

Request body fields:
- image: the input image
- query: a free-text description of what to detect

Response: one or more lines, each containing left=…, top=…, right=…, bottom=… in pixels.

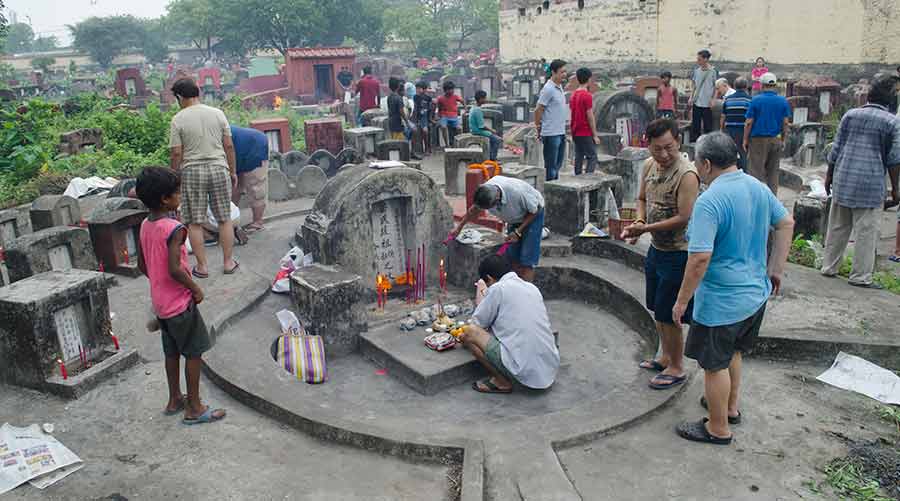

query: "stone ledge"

left=44, top=348, right=140, bottom=399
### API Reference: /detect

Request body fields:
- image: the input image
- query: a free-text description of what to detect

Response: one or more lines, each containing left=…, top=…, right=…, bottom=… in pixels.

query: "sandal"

left=676, top=419, right=732, bottom=445
left=700, top=396, right=742, bottom=424
left=472, top=378, right=512, bottom=394
left=183, top=406, right=226, bottom=425
left=224, top=260, right=240, bottom=275
left=889, top=255, right=900, bottom=263
left=649, top=374, right=686, bottom=390
left=191, top=267, right=209, bottom=279
left=244, top=223, right=265, bottom=234
left=639, top=359, right=667, bottom=372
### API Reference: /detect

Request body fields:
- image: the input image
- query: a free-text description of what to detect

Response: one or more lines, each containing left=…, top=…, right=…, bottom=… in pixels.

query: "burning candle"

left=439, top=259, right=446, bottom=292
left=111, top=332, right=120, bottom=351
left=405, top=249, right=411, bottom=304
left=57, top=359, right=67, bottom=380
left=421, top=243, right=426, bottom=300
left=123, top=248, right=130, bottom=265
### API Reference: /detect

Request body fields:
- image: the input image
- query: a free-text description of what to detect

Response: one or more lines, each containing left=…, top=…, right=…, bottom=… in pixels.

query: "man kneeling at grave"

left=456, top=255, right=559, bottom=394
left=451, top=176, right=545, bottom=282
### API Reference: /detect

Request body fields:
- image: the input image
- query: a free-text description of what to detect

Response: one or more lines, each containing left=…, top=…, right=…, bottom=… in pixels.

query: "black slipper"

left=472, top=378, right=512, bottom=394
left=639, top=359, right=666, bottom=372
left=191, top=267, right=209, bottom=279
left=700, top=396, right=742, bottom=424
left=676, top=419, right=732, bottom=445
left=649, top=374, right=686, bottom=390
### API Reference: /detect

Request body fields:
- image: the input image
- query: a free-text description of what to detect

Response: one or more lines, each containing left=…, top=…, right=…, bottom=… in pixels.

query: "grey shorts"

left=685, top=304, right=766, bottom=371
left=160, top=302, right=211, bottom=358
left=484, top=336, right=517, bottom=384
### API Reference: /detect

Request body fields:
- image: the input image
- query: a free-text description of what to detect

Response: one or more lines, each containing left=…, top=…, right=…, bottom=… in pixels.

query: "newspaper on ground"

left=816, top=352, right=900, bottom=405
left=578, top=223, right=608, bottom=238
left=0, top=423, right=83, bottom=494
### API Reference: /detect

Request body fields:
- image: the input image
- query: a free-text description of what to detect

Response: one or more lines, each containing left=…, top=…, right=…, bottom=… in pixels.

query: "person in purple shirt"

left=230, top=125, right=270, bottom=232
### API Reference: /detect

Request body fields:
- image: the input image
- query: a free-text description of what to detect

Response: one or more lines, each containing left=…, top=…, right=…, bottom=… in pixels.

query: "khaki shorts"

left=237, top=163, right=268, bottom=209
left=181, top=163, right=232, bottom=225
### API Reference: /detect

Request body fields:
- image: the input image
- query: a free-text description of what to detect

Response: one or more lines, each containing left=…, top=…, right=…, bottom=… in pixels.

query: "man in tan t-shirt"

left=169, top=78, right=239, bottom=277
left=622, top=118, right=700, bottom=390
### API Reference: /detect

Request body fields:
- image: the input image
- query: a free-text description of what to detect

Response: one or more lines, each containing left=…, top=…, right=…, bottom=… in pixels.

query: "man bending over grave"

left=450, top=176, right=545, bottom=282
left=456, top=255, right=559, bottom=394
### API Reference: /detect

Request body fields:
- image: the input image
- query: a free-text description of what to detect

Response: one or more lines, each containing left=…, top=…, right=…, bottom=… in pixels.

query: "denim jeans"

left=487, top=134, right=502, bottom=161
left=542, top=134, right=566, bottom=181
left=573, top=135, right=597, bottom=175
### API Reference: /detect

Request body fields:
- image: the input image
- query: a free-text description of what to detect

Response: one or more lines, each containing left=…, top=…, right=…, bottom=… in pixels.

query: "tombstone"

left=268, top=151, right=283, bottom=173
left=361, top=108, right=387, bottom=127
left=499, top=163, right=546, bottom=194
left=793, top=196, right=831, bottom=240
left=0, top=269, right=138, bottom=397
left=87, top=209, right=148, bottom=277
left=306, top=149, right=338, bottom=176
left=789, top=123, right=827, bottom=167
left=787, top=78, right=841, bottom=117
left=596, top=132, right=623, bottom=156
left=87, top=197, right=145, bottom=223
left=523, top=130, right=544, bottom=167
left=422, top=69, right=445, bottom=92
left=343, top=127, right=385, bottom=158
left=473, top=64, right=502, bottom=99
left=114, top=68, right=147, bottom=99
left=601, top=147, right=651, bottom=204
left=482, top=108, right=505, bottom=135
left=0, top=208, right=31, bottom=248
left=376, top=140, right=411, bottom=161
left=197, top=67, right=222, bottom=90
left=335, top=147, right=363, bottom=170
left=281, top=151, right=309, bottom=178
left=633, top=77, right=663, bottom=109
left=295, top=165, right=328, bottom=197
left=268, top=168, right=296, bottom=201
left=444, top=147, right=486, bottom=196
left=289, top=264, right=366, bottom=355
left=454, top=133, right=490, bottom=159
left=787, top=96, right=820, bottom=124
left=544, top=174, right=625, bottom=235
left=251, top=118, right=293, bottom=153
left=107, top=179, right=137, bottom=199
left=30, top=195, right=82, bottom=232
left=299, top=165, right=453, bottom=290
left=4, top=227, right=97, bottom=284
left=593, top=91, right=656, bottom=147
left=370, top=115, right=389, bottom=132
left=58, top=128, right=103, bottom=156
left=304, top=117, right=344, bottom=156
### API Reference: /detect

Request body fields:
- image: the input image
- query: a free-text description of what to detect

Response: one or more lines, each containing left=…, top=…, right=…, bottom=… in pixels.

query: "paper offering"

left=0, top=424, right=83, bottom=494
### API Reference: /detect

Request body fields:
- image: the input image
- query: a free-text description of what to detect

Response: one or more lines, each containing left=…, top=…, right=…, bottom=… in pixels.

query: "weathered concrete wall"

left=500, top=0, right=900, bottom=66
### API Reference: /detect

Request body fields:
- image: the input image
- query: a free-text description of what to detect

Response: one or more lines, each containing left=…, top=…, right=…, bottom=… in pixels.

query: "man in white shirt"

left=457, top=256, right=560, bottom=394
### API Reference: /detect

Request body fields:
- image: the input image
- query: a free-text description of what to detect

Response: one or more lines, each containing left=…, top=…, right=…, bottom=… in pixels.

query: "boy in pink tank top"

left=656, top=71, right=678, bottom=119
left=136, top=167, right=225, bottom=425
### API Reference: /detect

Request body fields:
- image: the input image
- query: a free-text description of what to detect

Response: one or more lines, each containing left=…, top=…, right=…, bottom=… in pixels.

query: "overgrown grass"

left=787, top=234, right=900, bottom=295
left=823, top=458, right=892, bottom=501
left=789, top=234, right=822, bottom=268
left=876, top=405, right=900, bottom=434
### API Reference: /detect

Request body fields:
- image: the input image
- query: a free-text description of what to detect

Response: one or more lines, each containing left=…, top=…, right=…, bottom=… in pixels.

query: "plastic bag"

left=605, top=188, right=620, bottom=221
left=272, top=247, right=312, bottom=293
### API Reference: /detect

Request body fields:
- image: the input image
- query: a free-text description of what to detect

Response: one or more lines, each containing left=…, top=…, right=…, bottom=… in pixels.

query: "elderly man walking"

left=742, top=72, right=791, bottom=194
left=534, top=59, right=568, bottom=181
left=169, top=78, right=239, bottom=277
left=673, top=132, right=794, bottom=445
left=822, top=75, right=900, bottom=288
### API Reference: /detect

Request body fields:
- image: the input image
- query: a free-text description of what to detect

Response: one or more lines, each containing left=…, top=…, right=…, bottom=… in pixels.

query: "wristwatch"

left=514, top=229, right=522, bottom=238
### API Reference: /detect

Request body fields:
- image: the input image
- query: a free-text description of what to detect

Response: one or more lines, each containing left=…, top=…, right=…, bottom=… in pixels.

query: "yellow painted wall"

left=500, top=0, right=900, bottom=65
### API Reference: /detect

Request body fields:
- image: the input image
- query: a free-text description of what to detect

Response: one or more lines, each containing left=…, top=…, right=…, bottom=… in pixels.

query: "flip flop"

left=700, top=396, right=742, bottom=424
left=224, top=260, right=240, bottom=275
left=182, top=407, right=226, bottom=425
left=191, top=267, right=209, bottom=279
left=889, top=255, right=900, bottom=263
left=472, top=378, right=512, bottom=394
left=639, top=359, right=666, bottom=372
left=649, top=374, right=686, bottom=390
left=163, top=395, right=186, bottom=416
left=244, top=223, right=265, bottom=234
left=676, top=419, right=732, bottom=445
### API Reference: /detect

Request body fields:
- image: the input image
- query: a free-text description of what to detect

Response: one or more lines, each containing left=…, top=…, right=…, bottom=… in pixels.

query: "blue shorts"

left=439, top=117, right=461, bottom=129
left=645, top=246, right=692, bottom=325
left=507, top=209, right=544, bottom=268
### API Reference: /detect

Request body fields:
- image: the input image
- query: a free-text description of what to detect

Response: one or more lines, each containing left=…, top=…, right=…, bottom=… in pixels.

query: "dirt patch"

left=835, top=439, right=900, bottom=500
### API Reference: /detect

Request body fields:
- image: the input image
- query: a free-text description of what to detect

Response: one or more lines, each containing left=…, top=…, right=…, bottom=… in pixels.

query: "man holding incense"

left=449, top=176, right=544, bottom=282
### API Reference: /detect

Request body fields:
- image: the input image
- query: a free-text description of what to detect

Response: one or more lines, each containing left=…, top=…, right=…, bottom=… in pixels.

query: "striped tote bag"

left=276, top=334, right=327, bottom=384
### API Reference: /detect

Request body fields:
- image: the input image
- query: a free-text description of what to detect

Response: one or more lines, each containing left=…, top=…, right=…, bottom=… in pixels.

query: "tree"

left=447, top=0, right=499, bottom=51
left=166, top=0, right=223, bottom=61
left=31, top=35, right=58, bottom=52
left=5, top=23, right=34, bottom=53
left=69, top=16, right=143, bottom=67
left=31, top=56, right=56, bottom=73
left=384, top=3, right=448, bottom=59
left=140, top=18, right=170, bottom=63
left=68, top=60, right=77, bottom=75
left=353, top=0, right=388, bottom=53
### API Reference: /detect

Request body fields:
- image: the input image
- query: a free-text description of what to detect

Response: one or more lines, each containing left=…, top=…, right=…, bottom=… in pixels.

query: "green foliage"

left=873, top=271, right=900, bottom=295
left=0, top=62, right=15, bottom=85
left=139, top=18, right=171, bottom=63
left=68, top=60, right=77, bottom=76
left=166, top=0, right=223, bottom=60
left=823, top=457, right=891, bottom=501
left=31, top=56, right=56, bottom=73
left=876, top=405, right=900, bottom=433
left=69, top=16, right=144, bottom=67
left=219, top=96, right=308, bottom=152
left=4, top=22, right=33, bottom=53
left=788, top=234, right=822, bottom=268
left=32, top=36, right=58, bottom=52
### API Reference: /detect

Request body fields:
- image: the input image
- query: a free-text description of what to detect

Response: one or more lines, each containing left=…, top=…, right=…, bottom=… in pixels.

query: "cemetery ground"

left=3, top=154, right=900, bottom=500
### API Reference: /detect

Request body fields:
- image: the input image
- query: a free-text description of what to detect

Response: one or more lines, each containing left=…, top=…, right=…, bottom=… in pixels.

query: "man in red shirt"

left=569, top=68, right=600, bottom=175
left=354, top=66, right=381, bottom=126
left=437, top=80, right=465, bottom=148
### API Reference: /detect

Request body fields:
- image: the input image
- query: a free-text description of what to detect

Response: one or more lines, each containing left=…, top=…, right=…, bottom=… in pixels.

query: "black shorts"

left=645, top=247, right=692, bottom=325
left=160, top=302, right=211, bottom=358
left=684, top=304, right=766, bottom=371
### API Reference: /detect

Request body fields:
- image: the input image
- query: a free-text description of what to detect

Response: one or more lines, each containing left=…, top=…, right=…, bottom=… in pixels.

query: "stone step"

left=541, top=237, right=572, bottom=258
left=359, top=325, right=483, bottom=396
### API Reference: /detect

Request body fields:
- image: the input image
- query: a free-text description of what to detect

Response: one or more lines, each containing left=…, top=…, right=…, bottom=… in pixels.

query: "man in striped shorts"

left=169, top=78, right=239, bottom=277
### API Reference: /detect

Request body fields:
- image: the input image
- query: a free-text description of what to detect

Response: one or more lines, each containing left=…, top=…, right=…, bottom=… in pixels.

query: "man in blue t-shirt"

left=720, top=77, right=752, bottom=171
left=672, top=132, right=794, bottom=446
left=742, top=72, right=791, bottom=194
left=230, top=125, right=270, bottom=232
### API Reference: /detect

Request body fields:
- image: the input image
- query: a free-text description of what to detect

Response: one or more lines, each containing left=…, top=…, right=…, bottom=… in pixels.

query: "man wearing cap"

left=742, top=72, right=791, bottom=194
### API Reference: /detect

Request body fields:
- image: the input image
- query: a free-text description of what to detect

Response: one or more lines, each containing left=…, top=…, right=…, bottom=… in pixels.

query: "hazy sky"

left=6, top=0, right=170, bottom=44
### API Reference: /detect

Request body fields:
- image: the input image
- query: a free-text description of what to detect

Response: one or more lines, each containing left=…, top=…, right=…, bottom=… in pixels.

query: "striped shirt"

left=722, top=90, right=752, bottom=129
left=828, top=104, right=900, bottom=208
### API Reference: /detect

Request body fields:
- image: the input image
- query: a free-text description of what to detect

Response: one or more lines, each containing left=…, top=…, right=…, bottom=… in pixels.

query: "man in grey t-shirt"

left=689, top=49, right=718, bottom=140
left=534, top=59, right=568, bottom=181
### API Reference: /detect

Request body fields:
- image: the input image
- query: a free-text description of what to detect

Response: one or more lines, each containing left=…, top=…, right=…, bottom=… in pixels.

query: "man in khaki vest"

left=622, top=118, right=700, bottom=390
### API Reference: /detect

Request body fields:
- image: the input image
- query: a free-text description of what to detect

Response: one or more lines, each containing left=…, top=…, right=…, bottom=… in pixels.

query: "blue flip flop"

left=182, top=407, right=226, bottom=425
left=889, top=255, right=900, bottom=263
left=649, top=374, right=686, bottom=390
